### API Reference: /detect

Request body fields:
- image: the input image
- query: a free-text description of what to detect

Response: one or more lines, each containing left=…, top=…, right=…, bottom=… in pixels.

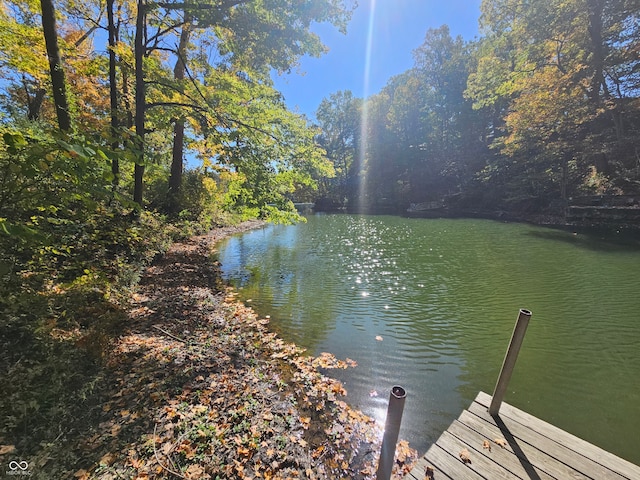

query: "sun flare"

left=358, top=0, right=377, bottom=211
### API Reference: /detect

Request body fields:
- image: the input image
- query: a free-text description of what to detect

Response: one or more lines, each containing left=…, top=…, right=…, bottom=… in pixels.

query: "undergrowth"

left=0, top=209, right=417, bottom=479
left=0, top=207, right=229, bottom=469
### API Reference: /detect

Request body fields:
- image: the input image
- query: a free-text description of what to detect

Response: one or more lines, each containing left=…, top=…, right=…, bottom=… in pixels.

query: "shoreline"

left=30, top=220, right=416, bottom=479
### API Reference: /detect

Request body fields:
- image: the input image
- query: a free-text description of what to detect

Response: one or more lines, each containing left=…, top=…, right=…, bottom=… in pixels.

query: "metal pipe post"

left=489, top=308, right=532, bottom=415
left=376, top=385, right=407, bottom=480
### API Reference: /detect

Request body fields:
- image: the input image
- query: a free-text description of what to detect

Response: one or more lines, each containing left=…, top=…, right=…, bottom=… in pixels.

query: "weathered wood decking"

left=404, top=391, right=640, bottom=480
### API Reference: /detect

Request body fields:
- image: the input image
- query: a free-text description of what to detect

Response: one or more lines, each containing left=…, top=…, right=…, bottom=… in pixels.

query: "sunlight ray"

left=357, top=0, right=377, bottom=212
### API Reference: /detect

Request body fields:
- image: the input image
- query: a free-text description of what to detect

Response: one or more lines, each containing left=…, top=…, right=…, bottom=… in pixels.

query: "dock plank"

left=422, top=443, right=487, bottom=480
left=435, top=429, right=519, bottom=480
left=467, top=399, right=626, bottom=480
left=475, top=392, right=640, bottom=480
left=459, top=408, right=592, bottom=480
left=404, top=456, right=453, bottom=480
left=447, top=418, right=557, bottom=480
left=403, top=392, right=640, bottom=480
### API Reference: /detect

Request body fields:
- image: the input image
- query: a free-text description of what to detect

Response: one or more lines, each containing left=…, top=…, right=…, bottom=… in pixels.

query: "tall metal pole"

left=376, top=385, right=407, bottom=480
left=489, top=309, right=532, bottom=415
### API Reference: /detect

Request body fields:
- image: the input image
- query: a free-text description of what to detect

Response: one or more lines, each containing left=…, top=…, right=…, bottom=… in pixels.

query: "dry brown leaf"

left=0, top=445, right=16, bottom=456
left=459, top=448, right=472, bottom=464
left=425, top=465, right=435, bottom=479
left=185, top=464, right=208, bottom=479
left=312, top=445, right=325, bottom=458
left=99, top=452, right=116, bottom=466
left=482, top=439, right=492, bottom=451
left=494, top=437, right=508, bottom=449
left=110, top=423, right=121, bottom=436
left=395, top=439, right=416, bottom=463
left=162, top=441, right=173, bottom=455
left=300, top=416, right=311, bottom=429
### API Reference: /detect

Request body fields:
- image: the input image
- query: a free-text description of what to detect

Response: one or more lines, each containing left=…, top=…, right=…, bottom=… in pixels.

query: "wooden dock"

left=403, top=391, right=640, bottom=480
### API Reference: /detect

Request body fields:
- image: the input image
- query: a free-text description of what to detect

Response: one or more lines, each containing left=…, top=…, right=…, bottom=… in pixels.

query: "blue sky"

left=272, top=0, right=482, bottom=120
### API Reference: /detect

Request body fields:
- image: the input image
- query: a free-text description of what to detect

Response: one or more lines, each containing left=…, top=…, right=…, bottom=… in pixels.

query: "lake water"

left=216, top=214, right=640, bottom=464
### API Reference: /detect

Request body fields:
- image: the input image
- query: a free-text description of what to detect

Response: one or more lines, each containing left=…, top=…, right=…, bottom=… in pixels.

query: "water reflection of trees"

left=224, top=219, right=339, bottom=351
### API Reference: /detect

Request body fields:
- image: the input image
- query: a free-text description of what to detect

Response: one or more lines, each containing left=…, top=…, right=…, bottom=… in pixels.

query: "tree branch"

left=146, top=21, right=187, bottom=46
left=155, top=0, right=250, bottom=11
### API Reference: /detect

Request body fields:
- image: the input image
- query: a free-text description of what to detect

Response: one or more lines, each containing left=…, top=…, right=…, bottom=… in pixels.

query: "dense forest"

left=314, top=0, right=640, bottom=220
left=1, top=0, right=639, bottom=260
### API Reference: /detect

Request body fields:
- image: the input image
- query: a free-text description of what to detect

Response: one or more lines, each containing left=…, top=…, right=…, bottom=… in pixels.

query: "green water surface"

left=217, top=214, right=640, bottom=463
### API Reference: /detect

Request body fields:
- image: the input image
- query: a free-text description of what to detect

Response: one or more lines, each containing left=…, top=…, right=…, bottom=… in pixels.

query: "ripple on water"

left=217, top=215, right=640, bottom=463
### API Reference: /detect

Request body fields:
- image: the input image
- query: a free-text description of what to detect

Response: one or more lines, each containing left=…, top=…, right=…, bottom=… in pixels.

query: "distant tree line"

left=315, top=0, right=640, bottom=217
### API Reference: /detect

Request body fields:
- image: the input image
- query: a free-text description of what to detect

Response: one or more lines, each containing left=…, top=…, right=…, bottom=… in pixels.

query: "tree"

left=314, top=26, right=485, bottom=211
left=0, top=0, right=110, bottom=128
left=107, top=0, right=120, bottom=185
left=133, top=0, right=146, bottom=205
left=167, top=14, right=193, bottom=211
left=191, top=68, right=334, bottom=219
left=0, top=0, right=50, bottom=120
left=40, top=0, right=72, bottom=131
left=466, top=0, right=640, bottom=205
left=130, top=0, right=356, bottom=207
left=411, top=26, right=476, bottom=199
left=315, top=90, right=360, bottom=207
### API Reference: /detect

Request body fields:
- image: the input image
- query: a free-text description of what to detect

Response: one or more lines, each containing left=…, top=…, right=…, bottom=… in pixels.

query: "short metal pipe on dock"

left=489, top=308, right=532, bottom=416
left=376, top=385, right=407, bottom=480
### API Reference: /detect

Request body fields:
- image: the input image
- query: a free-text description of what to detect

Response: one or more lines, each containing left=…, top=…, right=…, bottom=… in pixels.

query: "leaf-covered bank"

left=0, top=221, right=416, bottom=479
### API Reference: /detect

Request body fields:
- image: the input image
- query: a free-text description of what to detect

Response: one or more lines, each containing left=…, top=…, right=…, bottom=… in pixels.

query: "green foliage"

left=1, top=0, right=348, bottom=218
left=0, top=126, right=183, bottom=461
left=168, top=66, right=335, bottom=220
left=204, top=0, right=356, bottom=74
left=1, top=127, right=120, bottom=269
left=316, top=26, right=487, bottom=211
left=316, top=3, right=640, bottom=214
left=315, top=90, right=361, bottom=207
left=0, top=124, right=186, bottom=301
left=466, top=0, right=640, bottom=202
left=0, top=0, right=357, bottom=473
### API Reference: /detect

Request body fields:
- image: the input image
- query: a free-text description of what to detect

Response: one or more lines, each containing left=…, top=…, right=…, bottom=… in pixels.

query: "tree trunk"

left=586, top=0, right=624, bottom=157
left=40, top=0, right=71, bottom=131
left=586, top=0, right=608, bottom=105
left=23, top=76, right=46, bottom=121
left=107, top=0, right=119, bottom=186
left=133, top=0, right=146, bottom=206
left=168, top=15, right=193, bottom=212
